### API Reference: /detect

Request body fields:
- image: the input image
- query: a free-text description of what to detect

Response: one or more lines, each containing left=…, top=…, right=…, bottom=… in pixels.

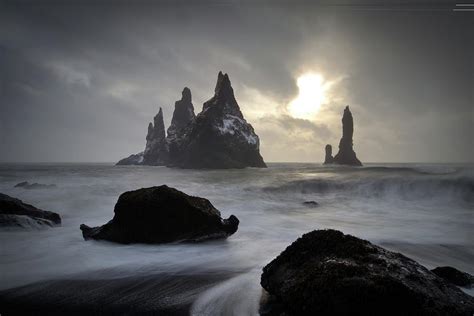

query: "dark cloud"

left=0, top=1, right=472, bottom=162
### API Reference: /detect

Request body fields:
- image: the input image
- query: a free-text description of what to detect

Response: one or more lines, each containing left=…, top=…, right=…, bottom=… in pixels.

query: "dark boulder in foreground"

left=431, top=266, right=473, bottom=287
left=260, top=229, right=474, bottom=316
left=80, top=185, right=239, bottom=244
left=0, top=193, right=61, bottom=228
left=14, top=181, right=57, bottom=189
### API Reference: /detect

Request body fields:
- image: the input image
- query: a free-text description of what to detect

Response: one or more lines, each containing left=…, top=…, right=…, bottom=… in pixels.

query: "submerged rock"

left=325, top=106, right=362, bottom=166
left=0, top=193, right=61, bottom=228
left=14, top=181, right=57, bottom=189
left=431, top=266, right=473, bottom=287
left=302, top=200, right=319, bottom=207
left=260, top=229, right=474, bottom=316
left=80, top=185, right=239, bottom=244
left=171, top=72, right=267, bottom=169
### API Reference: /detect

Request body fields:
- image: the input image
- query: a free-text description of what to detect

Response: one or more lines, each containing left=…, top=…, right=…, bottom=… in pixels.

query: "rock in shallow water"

left=431, top=266, right=473, bottom=287
left=260, top=229, right=474, bottom=316
left=0, top=193, right=61, bottom=228
left=80, top=185, right=239, bottom=244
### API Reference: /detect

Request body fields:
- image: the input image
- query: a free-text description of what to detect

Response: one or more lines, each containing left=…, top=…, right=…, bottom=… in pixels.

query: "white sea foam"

left=0, top=163, right=472, bottom=311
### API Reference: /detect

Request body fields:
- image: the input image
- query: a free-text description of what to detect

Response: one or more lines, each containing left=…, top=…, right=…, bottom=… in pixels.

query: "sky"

left=1, top=0, right=473, bottom=163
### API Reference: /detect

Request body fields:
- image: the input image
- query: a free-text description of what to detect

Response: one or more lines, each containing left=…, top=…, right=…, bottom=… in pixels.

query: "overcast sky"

left=1, top=0, right=472, bottom=163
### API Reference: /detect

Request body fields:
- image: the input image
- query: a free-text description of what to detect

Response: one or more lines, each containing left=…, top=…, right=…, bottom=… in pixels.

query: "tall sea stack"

left=170, top=72, right=267, bottom=169
left=142, top=108, right=168, bottom=165
left=166, top=87, right=196, bottom=161
left=325, top=106, right=362, bottom=166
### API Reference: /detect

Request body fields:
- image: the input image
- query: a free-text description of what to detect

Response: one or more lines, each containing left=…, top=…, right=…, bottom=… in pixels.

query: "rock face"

left=117, top=72, right=266, bottom=169
left=166, top=87, right=196, bottom=160
left=117, top=108, right=168, bottom=166
left=141, top=107, right=168, bottom=165
left=324, top=106, right=362, bottom=166
left=323, top=144, right=334, bottom=164
left=0, top=193, right=61, bottom=228
left=260, top=229, right=474, bottom=316
left=431, top=266, right=473, bottom=287
left=170, top=72, right=267, bottom=169
left=80, top=185, right=239, bottom=244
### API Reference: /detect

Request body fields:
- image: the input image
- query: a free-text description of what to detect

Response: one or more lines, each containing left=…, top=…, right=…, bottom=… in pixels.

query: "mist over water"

left=1, top=163, right=473, bottom=313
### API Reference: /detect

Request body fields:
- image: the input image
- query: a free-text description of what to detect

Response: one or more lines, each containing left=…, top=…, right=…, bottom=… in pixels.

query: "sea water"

left=0, top=163, right=472, bottom=314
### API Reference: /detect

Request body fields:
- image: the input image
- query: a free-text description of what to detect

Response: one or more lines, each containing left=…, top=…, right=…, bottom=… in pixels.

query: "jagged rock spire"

left=142, top=107, right=168, bottom=165
left=167, top=87, right=195, bottom=141
left=202, top=71, right=243, bottom=119
left=332, top=106, right=362, bottom=166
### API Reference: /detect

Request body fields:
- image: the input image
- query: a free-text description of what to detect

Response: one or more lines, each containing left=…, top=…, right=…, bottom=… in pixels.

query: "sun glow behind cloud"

left=287, top=73, right=329, bottom=120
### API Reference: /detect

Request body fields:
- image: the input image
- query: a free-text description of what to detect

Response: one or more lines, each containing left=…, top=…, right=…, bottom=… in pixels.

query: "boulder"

left=80, top=185, right=239, bottom=244
left=0, top=193, right=61, bottom=228
left=170, top=72, right=267, bottom=169
left=302, top=201, right=319, bottom=207
left=431, top=266, right=473, bottom=287
left=260, top=229, right=474, bottom=316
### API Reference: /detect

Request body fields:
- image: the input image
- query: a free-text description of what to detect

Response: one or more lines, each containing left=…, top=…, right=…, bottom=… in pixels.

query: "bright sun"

left=288, top=73, right=328, bottom=119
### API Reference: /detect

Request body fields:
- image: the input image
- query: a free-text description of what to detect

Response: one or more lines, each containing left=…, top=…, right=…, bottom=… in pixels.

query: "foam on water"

left=0, top=163, right=473, bottom=312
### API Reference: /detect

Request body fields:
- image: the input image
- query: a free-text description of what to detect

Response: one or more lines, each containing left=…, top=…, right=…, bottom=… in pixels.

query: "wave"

left=262, top=176, right=474, bottom=202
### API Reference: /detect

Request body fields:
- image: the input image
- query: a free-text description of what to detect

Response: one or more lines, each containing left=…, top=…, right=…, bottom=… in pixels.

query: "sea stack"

left=323, top=144, right=334, bottom=164
left=325, top=106, right=362, bottom=166
left=169, top=72, right=266, bottom=169
left=117, top=72, right=266, bottom=169
left=117, top=107, right=168, bottom=166
left=166, top=87, right=196, bottom=160
left=142, top=108, right=168, bottom=165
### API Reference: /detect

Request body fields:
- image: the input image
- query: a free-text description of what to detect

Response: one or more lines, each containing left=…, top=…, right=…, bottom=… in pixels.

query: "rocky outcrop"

left=117, top=108, right=168, bottom=166
left=140, top=107, right=168, bottom=165
left=260, top=229, right=474, bottom=316
left=166, top=87, right=196, bottom=160
left=117, top=72, right=266, bottom=169
left=14, top=181, right=56, bottom=189
left=0, top=193, right=61, bottom=228
left=80, top=185, right=239, bottom=244
left=323, top=144, right=333, bottom=164
left=169, top=72, right=267, bottom=169
left=116, top=152, right=144, bottom=165
left=324, top=106, right=362, bottom=166
left=431, top=266, right=473, bottom=287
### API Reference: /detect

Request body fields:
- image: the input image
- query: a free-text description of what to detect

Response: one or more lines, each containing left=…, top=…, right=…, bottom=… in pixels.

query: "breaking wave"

left=263, top=176, right=474, bottom=202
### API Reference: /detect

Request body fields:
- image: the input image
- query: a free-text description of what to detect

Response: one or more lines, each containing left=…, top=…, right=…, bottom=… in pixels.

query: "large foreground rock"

left=431, top=266, right=473, bottom=287
left=0, top=193, right=61, bottom=228
left=260, top=229, right=474, bottom=316
left=80, top=185, right=239, bottom=244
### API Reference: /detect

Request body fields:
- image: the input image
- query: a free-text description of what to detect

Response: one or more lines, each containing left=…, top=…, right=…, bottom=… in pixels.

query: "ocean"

left=0, top=163, right=473, bottom=314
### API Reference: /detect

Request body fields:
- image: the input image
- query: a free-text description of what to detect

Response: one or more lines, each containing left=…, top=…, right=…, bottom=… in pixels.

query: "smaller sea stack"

left=324, top=106, right=362, bottom=166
